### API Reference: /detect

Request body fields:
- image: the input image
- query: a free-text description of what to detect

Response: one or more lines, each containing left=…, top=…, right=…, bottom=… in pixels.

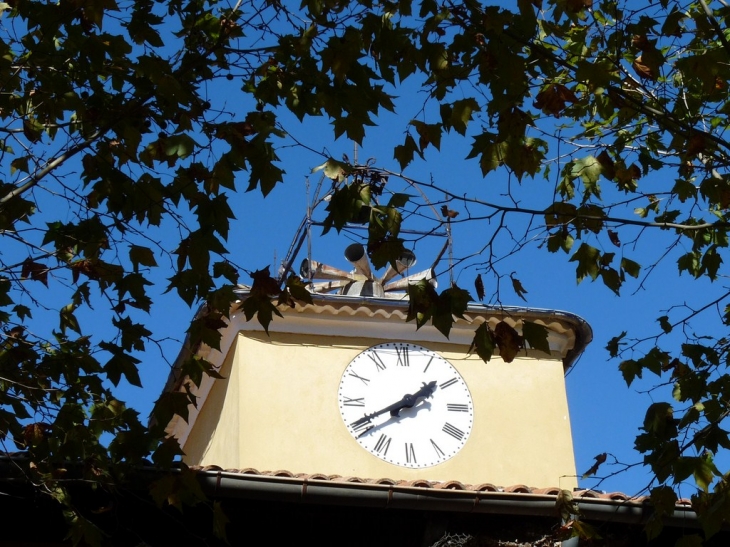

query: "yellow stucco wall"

left=183, top=330, right=577, bottom=489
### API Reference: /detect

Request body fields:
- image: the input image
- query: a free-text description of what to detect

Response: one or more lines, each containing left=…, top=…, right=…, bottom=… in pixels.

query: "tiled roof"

left=189, top=465, right=692, bottom=507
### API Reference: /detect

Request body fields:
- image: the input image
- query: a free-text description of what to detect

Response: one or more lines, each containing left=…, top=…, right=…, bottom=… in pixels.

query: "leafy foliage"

left=5, top=0, right=730, bottom=543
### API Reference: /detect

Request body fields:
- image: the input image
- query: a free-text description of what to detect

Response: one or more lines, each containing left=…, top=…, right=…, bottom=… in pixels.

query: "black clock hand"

left=389, top=380, right=437, bottom=417
left=351, top=381, right=437, bottom=429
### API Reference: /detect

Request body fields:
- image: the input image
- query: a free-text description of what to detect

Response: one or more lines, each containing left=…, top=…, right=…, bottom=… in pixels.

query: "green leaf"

left=678, top=251, right=701, bottom=277
left=600, top=267, right=621, bottom=295
left=572, top=155, right=602, bottom=198
left=406, top=279, right=438, bottom=330
left=165, top=134, right=198, bottom=159
left=212, top=261, right=239, bottom=284
left=510, top=275, right=528, bottom=302
left=387, top=193, right=411, bottom=208
left=186, top=313, right=227, bottom=352
left=658, top=315, right=672, bottom=333
left=322, top=182, right=371, bottom=235
left=693, top=453, right=720, bottom=492
left=285, top=274, right=314, bottom=305
left=555, top=489, right=579, bottom=522
left=645, top=486, right=677, bottom=540
left=151, top=436, right=185, bottom=468
left=13, top=304, right=32, bottom=320
left=60, top=304, right=82, bottom=335
left=410, top=120, right=442, bottom=152
left=606, top=331, right=626, bottom=358
left=702, top=246, right=723, bottom=280
left=213, top=501, right=230, bottom=541
left=619, top=359, right=641, bottom=386
left=312, top=158, right=350, bottom=181
left=449, top=98, right=480, bottom=135
left=101, top=343, right=142, bottom=387
left=242, top=296, right=281, bottom=335
left=642, top=402, right=675, bottom=436
left=620, top=257, right=641, bottom=278
left=522, top=321, right=551, bottom=355
left=65, top=512, right=105, bottom=547
left=10, top=156, right=29, bottom=174
left=441, top=285, right=472, bottom=320
left=394, top=134, right=420, bottom=170
left=469, top=322, right=495, bottom=362
left=153, top=391, right=194, bottom=427
left=129, top=245, right=157, bottom=272
left=367, top=236, right=405, bottom=270
left=569, top=243, right=601, bottom=282
left=568, top=520, right=601, bottom=540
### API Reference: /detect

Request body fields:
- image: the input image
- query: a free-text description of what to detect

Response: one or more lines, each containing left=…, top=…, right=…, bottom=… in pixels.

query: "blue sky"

left=4, top=0, right=726, bottom=499
left=109, top=99, right=721, bottom=497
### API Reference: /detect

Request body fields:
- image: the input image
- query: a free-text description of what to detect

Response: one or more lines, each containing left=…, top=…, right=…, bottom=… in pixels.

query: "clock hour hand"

left=389, top=380, right=437, bottom=417
left=350, top=381, right=437, bottom=429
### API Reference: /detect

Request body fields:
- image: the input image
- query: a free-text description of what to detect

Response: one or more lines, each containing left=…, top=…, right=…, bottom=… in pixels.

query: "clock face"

left=338, top=342, right=474, bottom=468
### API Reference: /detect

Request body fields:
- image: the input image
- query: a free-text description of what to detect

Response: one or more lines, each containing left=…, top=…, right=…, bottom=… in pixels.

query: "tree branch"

left=0, top=130, right=102, bottom=205
left=384, top=169, right=730, bottom=232
left=698, top=0, right=730, bottom=59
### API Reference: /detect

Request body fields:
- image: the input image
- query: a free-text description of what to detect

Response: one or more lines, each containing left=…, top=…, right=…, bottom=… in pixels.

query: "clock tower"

left=164, top=246, right=591, bottom=488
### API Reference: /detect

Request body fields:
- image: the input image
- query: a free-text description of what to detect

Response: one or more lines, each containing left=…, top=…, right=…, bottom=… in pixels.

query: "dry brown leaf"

left=632, top=34, right=649, bottom=49
left=583, top=452, right=607, bottom=477
left=633, top=56, right=657, bottom=80
left=686, top=133, right=707, bottom=156
left=608, top=230, right=621, bottom=247
left=440, top=205, right=459, bottom=219
left=596, top=150, right=616, bottom=180
left=494, top=321, right=523, bottom=363
left=534, top=84, right=578, bottom=117
left=474, top=273, right=485, bottom=301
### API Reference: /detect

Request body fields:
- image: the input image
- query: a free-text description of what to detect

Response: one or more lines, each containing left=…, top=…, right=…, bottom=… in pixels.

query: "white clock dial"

left=338, top=343, right=473, bottom=468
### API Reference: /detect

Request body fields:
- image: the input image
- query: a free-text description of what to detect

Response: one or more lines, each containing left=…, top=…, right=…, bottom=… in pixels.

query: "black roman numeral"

left=430, top=439, right=445, bottom=458
left=348, top=371, right=370, bottom=385
left=447, top=403, right=469, bottom=412
left=396, top=346, right=410, bottom=367
left=439, top=378, right=458, bottom=389
left=422, top=356, right=435, bottom=372
left=343, top=397, right=365, bottom=407
left=368, top=353, right=387, bottom=371
left=442, top=422, right=465, bottom=441
left=374, top=434, right=391, bottom=455
left=405, top=442, right=416, bottom=464
left=351, top=418, right=372, bottom=434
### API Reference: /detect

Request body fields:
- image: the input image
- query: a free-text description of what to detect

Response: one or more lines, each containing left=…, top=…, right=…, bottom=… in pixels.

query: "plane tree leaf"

left=522, top=321, right=551, bottom=355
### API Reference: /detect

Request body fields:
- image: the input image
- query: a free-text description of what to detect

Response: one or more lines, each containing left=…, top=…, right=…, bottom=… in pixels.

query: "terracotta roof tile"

left=200, top=464, right=223, bottom=472
left=304, top=472, right=329, bottom=480
left=186, top=466, right=694, bottom=509
left=433, top=480, right=466, bottom=490
left=573, top=489, right=602, bottom=498
left=271, top=469, right=295, bottom=477
left=531, top=487, right=562, bottom=495
left=677, top=498, right=692, bottom=506
left=339, top=476, right=368, bottom=483
left=604, top=492, right=631, bottom=501
left=405, top=479, right=433, bottom=488
left=503, top=484, right=531, bottom=493
left=472, top=483, right=500, bottom=492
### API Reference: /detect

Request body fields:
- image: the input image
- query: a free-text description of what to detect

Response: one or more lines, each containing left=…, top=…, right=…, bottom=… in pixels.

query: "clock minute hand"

left=350, top=381, right=438, bottom=428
